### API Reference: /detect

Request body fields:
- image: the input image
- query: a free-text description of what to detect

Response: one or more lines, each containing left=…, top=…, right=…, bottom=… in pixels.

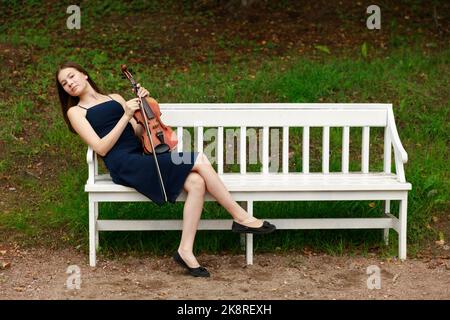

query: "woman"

left=56, top=61, right=276, bottom=277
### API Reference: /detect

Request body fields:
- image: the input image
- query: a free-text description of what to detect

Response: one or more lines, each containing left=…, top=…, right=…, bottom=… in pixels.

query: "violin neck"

left=141, top=97, right=155, bottom=118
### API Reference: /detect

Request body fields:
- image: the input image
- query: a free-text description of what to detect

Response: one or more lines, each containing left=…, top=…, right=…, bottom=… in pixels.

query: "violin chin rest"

left=155, top=143, right=170, bottom=154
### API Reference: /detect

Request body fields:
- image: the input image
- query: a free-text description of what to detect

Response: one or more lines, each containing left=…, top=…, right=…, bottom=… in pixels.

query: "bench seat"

left=86, top=172, right=411, bottom=193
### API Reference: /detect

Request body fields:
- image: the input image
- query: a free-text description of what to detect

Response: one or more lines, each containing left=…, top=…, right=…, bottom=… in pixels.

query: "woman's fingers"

left=137, top=85, right=149, bottom=98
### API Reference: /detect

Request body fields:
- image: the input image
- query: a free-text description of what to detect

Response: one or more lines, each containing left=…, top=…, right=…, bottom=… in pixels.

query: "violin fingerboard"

left=142, top=99, right=155, bottom=118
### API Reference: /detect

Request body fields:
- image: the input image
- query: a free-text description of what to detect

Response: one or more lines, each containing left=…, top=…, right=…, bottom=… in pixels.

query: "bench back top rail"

left=87, top=104, right=407, bottom=183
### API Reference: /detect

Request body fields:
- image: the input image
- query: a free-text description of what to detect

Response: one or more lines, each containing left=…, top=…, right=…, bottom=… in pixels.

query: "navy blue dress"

left=80, top=96, right=198, bottom=206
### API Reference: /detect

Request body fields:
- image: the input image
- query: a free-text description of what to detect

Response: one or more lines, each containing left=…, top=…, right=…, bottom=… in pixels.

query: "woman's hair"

left=55, top=61, right=103, bottom=134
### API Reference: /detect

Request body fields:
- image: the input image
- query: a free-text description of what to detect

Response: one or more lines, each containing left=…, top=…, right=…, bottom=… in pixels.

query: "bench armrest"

left=86, top=146, right=96, bottom=184
left=387, top=107, right=408, bottom=164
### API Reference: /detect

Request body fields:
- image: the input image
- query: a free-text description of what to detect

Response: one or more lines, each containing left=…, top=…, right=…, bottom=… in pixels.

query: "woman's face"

left=58, top=67, right=88, bottom=97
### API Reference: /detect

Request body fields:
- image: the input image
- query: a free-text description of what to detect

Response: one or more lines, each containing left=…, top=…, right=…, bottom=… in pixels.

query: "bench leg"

left=246, top=200, right=254, bottom=265
left=398, top=197, right=408, bottom=261
left=89, top=200, right=97, bottom=267
left=94, top=202, right=99, bottom=250
left=383, top=200, right=390, bottom=246
left=238, top=201, right=253, bottom=265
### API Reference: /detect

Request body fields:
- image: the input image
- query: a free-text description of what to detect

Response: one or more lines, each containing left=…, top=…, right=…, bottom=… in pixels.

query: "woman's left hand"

left=135, top=83, right=149, bottom=98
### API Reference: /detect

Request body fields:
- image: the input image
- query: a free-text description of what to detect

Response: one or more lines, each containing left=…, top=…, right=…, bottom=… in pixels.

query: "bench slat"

left=162, top=109, right=387, bottom=127
left=97, top=217, right=396, bottom=231
left=87, top=173, right=411, bottom=192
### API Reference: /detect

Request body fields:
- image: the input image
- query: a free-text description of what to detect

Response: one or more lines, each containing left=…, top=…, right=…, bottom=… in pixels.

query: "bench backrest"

left=87, top=104, right=407, bottom=183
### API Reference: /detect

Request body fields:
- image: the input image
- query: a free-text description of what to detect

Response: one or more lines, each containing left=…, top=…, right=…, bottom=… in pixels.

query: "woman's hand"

left=133, top=83, right=150, bottom=98
left=124, top=98, right=141, bottom=120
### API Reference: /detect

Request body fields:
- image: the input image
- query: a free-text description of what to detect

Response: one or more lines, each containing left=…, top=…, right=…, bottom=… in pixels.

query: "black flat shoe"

left=173, top=251, right=210, bottom=277
left=232, top=220, right=276, bottom=234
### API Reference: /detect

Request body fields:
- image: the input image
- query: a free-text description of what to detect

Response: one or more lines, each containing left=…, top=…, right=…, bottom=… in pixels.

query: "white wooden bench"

left=85, top=104, right=411, bottom=267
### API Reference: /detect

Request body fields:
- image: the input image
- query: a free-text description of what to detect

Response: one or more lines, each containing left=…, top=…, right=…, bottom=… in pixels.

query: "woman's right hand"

left=124, top=97, right=141, bottom=120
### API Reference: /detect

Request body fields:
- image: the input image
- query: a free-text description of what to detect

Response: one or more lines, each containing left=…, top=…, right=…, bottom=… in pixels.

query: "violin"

left=121, top=64, right=178, bottom=203
left=120, top=64, right=178, bottom=155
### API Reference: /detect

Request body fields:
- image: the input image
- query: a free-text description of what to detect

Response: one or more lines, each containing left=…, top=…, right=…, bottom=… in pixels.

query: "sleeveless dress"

left=79, top=96, right=198, bottom=206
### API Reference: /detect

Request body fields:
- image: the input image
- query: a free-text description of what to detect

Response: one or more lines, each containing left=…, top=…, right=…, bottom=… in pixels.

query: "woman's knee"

left=184, top=172, right=206, bottom=193
left=193, top=151, right=210, bottom=170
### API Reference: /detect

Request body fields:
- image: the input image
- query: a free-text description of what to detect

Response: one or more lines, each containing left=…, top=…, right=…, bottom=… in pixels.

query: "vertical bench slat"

left=302, top=126, right=310, bottom=173
left=362, top=126, right=370, bottom=173
left=342, top=126, right=350, bottom=173
left=262, top=126, right=269, bottom=174
left=240, top=126, right=246, bottom=174
left=218, top=126, right=224, bottom=174
left=196, top=126, right=204, bottom=153
left=322, top=126, right=330, bottom=173
left=177, top=126, right=183, bottom=152
left=283, top=126, right=289, bottom=174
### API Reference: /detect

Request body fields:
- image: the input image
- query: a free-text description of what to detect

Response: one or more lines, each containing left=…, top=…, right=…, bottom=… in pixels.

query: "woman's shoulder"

left=109, top=93, right=126, bottom=103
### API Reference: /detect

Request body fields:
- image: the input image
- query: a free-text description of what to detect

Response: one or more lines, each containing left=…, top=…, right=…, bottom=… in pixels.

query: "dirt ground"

left=0, top=244, right=448, bottom=300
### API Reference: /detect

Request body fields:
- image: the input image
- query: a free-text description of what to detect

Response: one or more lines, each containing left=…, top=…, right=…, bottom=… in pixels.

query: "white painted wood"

left=89, top=199, right=96, bottom=267
left=86, top=173, right=412, bottom=192
left=239, top=201, right=246, bottom=251
left=383, top=126, right=392, bottom=245
left=218, top=127, right=224, bottom=174
left=383, top=127, right=392, bottom=174
left=240, top=126, right=246, bottom=174
left=262, top=126, right=269, bottom=174
left=160, top=103, right=392, bottom=110
left=283, top=126, right=289, bottom=174
left=322, top=126, right=330, bottom=173
left=395, top=153, right=406, bottom=183
left=384, top=213, right=399, bottom=232
left=399, top=197, right=408, bottom=260
left=342, top=126, right=350, bottom=173
left=387, top=106, right=408, bottom=163
left=302, top=127, right=309, bottom=173
left=94, top=202, right=99, bottom=249
left=87, top=147, right=95, bottom=184
left=196, top=126, right=203, bottom=153
left=246, top=200, right=253, bottom=265
left=362, top=126, right=370, bottom=173
left=177, top=126, right=183, bottom=152
left=162, top=109, right=388, bottom=127
left=89, top=189, right=408, bottom=202
left=84, top=103, right=410, bottom=267
left=96, top=217, right=396, bottom=231
left=384, top=200, right=390, bottom=245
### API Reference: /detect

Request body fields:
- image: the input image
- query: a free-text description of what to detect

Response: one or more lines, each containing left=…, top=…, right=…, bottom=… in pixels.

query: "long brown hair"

left=55, top=61, right=103, bottom=134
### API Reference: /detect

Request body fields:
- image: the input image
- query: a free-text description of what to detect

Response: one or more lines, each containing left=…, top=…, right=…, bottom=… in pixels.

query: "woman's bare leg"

left=177, top=172, right=206, bottom=268
left=191, top=152, right=263, bottom=228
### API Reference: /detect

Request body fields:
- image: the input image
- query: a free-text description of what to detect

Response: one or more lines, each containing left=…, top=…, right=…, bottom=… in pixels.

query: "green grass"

left=0, top=2, right=448, bottom=259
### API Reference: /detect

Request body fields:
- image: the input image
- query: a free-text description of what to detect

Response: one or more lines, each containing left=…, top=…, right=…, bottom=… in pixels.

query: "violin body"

left=133, top=96, right=178, bottom=154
